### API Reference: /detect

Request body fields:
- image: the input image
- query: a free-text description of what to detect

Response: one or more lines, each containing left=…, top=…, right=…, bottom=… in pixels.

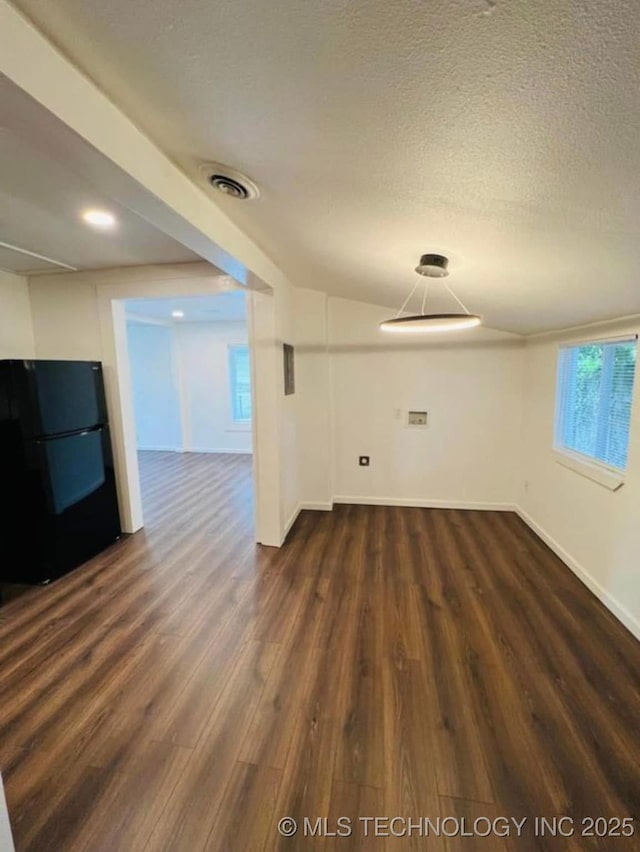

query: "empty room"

left=0, top=1, right=639, bottom=851
left=125, top=291, right=255, bottom=557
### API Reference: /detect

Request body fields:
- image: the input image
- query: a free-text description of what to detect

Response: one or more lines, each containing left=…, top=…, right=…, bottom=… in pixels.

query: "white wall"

left=126, top=321, right=182, bottom=451
left=126, top=318, right=251, bottom=453
left=174, top=320, right=251, bottom=453
left=294, top=288, right=332, bottom=509
left=326, top=297, right=524, bottom=508
left=249, top=288, right=288, bottom=542
left=30, top=273, right=101, bottom=360
left=519, top=319, right=640, bottom=638
left=276, top=282, right=299, bottom=532
left=0, top=269, right=35, bottom=357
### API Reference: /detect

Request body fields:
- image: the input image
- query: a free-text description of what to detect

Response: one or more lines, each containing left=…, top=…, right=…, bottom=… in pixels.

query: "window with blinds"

left=228, top=344, right=252, bottom=423
left=555, top=337, right=637, bottom=471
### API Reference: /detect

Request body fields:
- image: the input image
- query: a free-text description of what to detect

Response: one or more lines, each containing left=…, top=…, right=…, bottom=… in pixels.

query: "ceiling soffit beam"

left=0, top=0, right=286, bottom=293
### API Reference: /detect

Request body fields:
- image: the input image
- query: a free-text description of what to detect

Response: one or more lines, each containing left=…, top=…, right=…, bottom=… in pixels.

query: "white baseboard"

left=515, top=506, right=640, bottom=641
left=283, top=504, right=301, bottom=541
left=333, top=495, right=517, bottom=511
left=300, top=501, right=334, bottom=511
left=183, top=447, right=253, bottom=455
left=138, top=446, right=252, bottom=455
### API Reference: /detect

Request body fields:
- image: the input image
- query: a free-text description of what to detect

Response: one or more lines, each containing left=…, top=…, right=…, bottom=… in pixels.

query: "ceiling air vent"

left=199, top=162, right=260, bottom=200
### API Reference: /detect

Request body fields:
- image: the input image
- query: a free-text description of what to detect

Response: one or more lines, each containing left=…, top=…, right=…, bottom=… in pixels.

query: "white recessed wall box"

left=407, top=410, right=428, bottom=427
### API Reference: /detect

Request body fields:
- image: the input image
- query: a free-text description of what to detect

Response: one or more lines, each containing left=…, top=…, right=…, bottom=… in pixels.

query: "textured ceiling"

left=0, top=75, right=199, bottom=273
left=10, top=0, right=640, bottom=332
left=125, top=291, right=247, bottom=323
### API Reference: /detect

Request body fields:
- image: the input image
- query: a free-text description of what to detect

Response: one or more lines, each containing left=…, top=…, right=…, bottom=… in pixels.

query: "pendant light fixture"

left=379, top=254, right=481, bottom=334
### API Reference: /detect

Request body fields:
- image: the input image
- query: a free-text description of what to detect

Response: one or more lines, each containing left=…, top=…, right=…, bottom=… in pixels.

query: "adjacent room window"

left=228, top=345, right=252, bottom=423
left=555, top=337, right=637, bottom=471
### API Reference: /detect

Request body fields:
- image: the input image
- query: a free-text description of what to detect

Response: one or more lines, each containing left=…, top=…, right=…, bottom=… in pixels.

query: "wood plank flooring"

left=1, top=451, right=639, bottom=851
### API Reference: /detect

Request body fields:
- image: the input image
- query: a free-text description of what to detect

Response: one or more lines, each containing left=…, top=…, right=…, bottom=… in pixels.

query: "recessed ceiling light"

left=171, top=310, right=185, bottom=318
left=82, top=209, right=117, bottom=229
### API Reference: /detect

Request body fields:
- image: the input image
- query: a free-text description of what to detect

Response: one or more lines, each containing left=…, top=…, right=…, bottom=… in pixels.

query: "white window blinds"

left=228, top=345, right=252, bottom=423
left=556, top=337, right=637, bottom=471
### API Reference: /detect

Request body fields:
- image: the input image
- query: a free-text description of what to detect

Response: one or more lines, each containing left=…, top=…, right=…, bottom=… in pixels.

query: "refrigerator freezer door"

left=12, top=360, right=107, bottom=438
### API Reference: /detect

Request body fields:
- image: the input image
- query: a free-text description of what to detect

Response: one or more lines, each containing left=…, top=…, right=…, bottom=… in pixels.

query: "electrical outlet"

left=359, top=455, right=370, bottom=467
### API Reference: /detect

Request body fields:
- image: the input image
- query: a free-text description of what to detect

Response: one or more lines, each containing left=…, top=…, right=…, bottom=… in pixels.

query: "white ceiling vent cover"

left=199, top=162, right=260, bottom=200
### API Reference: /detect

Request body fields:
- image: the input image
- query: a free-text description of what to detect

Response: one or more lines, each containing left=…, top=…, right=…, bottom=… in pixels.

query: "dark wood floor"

left=1, top=452, right=639, bottom=851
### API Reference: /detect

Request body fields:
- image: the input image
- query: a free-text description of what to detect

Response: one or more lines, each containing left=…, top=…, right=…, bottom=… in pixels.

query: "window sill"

left=226, top=423, right=252, bottom=433
left=553, top=449, right=625, bottom=491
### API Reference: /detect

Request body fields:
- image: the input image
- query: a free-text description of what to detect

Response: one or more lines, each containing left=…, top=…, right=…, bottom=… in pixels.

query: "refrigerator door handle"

left=34, top=425, right=104, bottom=444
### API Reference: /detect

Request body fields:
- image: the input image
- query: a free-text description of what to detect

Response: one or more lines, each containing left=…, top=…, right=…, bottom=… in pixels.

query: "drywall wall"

left=294, top=288, right=332, bottom=508
left=0, top=269, right=35, bottom=357
left=29, top=273, right=101, bottom=360
left=519, top=319, right=640, bottom=639
left=327, top=297, right=524, bottom=508
left=126, top=320, right=182, bottom=451
left=174, top=320, right=251, bottom=453
left=276, top=281, right=299, bottom=532
left=248, top=285, right=295, bottom=543
left=126, top=318, right=251, bottom=454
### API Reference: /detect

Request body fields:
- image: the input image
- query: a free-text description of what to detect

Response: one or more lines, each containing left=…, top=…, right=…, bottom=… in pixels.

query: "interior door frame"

left=95, top=269, right=283, bottom=546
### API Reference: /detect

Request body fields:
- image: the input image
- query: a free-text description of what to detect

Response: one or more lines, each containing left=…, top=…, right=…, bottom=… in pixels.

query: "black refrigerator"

left=0, top=359, right=121, bottom=584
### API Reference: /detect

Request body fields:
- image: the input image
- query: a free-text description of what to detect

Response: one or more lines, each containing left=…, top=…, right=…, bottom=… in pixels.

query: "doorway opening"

left=122, top=290, right=254, bottom=536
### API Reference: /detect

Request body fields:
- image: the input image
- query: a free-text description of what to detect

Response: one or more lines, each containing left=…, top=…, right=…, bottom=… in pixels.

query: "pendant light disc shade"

left=379, top=313, right=481, bottom=333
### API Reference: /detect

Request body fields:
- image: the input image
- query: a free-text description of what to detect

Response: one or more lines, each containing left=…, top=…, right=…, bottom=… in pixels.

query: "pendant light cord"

left=395, top=280, right=420, bottom=318
left=444, top=282, right=472, bottom=315
left=421, top=279, right=429, bottom=314
left=395, top=273, right=470, bottom=318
